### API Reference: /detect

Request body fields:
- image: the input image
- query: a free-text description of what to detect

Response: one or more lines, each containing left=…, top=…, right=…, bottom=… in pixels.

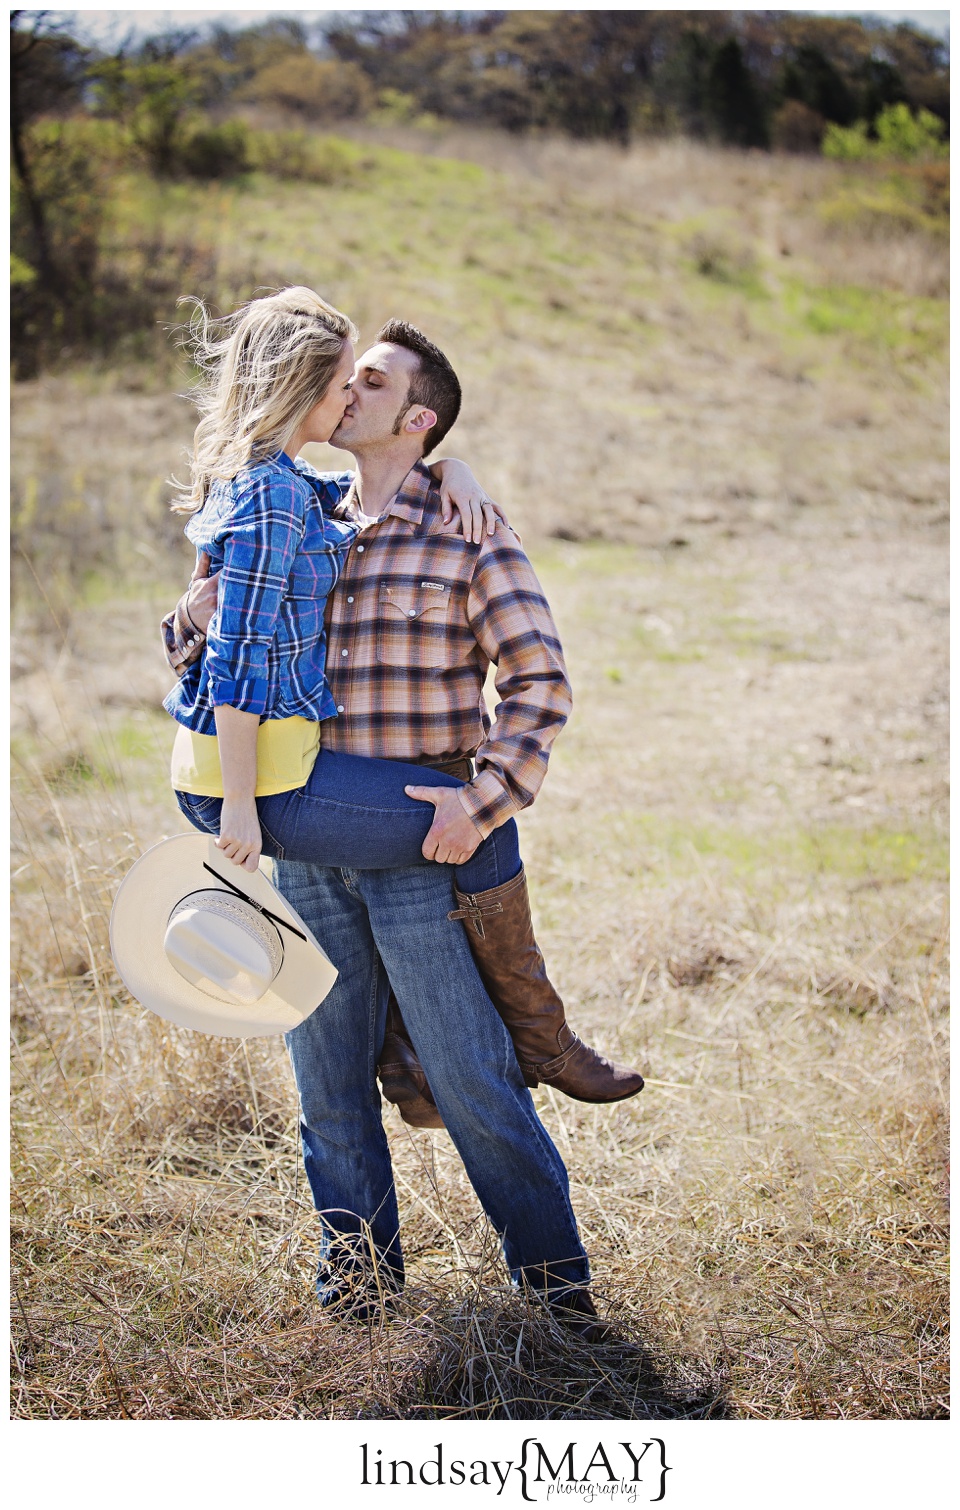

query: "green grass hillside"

left=12, top=129, right=948, bottom=614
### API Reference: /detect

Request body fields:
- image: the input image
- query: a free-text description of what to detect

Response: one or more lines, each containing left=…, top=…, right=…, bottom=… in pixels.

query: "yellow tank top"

left=171, top=717, right=321, bottom=797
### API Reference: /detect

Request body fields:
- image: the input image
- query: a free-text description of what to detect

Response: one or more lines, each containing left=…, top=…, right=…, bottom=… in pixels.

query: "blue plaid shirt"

left=164, top=452, right=358, bottom=734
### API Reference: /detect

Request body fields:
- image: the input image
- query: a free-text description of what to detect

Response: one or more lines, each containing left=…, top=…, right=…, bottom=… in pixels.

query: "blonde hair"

left=173, top=286, right=358, bottom=514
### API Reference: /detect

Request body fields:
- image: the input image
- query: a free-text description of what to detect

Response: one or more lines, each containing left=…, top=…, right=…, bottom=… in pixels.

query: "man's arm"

left=458, top=541, right=572, bottom=838
left=407, top=539, right=572, bottom=857
left=160, top=552, right=219, bottom=675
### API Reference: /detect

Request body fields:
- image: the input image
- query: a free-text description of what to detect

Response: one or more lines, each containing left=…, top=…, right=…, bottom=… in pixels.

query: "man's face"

left=330, top=341, right=422, bottom=451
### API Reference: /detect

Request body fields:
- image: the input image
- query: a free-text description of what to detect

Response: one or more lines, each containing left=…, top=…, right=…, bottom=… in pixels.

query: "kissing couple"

left=158, top=286, right=644, bottom=1339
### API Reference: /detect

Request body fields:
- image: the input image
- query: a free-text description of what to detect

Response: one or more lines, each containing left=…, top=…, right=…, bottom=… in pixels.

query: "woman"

left=166, top=286, right=643, bottom=1121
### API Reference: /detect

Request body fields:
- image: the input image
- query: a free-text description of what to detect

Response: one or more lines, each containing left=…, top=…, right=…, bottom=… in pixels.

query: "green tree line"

left=321, top=9, right=948, bottom=149
left=10, top=10, right=949, bottom=375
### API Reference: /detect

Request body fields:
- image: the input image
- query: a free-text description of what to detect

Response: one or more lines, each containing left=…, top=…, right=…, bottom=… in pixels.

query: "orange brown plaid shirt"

left=322, top=460, right=572, bottom=840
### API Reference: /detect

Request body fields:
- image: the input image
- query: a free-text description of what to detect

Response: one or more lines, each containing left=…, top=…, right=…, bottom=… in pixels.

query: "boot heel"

left=378, top=1070, right=423, bottom=1107
left=376, top=993, right=446, bottom=1129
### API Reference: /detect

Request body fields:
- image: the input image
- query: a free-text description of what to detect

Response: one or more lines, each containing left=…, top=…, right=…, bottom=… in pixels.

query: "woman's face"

left=299, top=341, right=357, bottom=446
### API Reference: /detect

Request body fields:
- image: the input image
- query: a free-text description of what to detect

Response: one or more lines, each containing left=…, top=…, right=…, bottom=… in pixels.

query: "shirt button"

left=337, top=705, right=345, bottom=713
left=347, top=596, right=354, bottom=603
left=341, top=649, right=348, bottom=657
left=408, top=610, right=416, bottom=618
left=356, top=545, right=364, bottom=553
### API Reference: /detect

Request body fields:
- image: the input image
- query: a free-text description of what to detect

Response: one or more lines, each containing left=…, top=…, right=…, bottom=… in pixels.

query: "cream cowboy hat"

left=109, top=834, right=338, bottom=1038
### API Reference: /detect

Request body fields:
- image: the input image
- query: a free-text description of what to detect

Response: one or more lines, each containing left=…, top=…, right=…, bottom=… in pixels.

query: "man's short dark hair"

left=377, top=318, right=462, bottom=455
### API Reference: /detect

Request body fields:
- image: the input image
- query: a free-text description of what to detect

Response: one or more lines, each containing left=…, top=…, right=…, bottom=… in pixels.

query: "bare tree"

left=10, top=10, right=88, bottom=289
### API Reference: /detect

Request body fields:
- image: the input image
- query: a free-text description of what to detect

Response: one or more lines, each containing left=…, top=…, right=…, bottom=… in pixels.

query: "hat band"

left=202, top=862, right=308, bottom=942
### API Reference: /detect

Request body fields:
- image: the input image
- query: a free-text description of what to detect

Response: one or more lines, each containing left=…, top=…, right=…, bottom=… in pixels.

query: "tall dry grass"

left=11, top=530, right=948, bottom=1420
left=11, top=131, right=948, bottom=1420
left=12, top=766, right=948, bottom=1418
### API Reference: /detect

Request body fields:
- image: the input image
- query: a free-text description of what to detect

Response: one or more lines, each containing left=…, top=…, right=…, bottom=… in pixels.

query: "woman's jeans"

left=175, top=746, right=521, bottom=894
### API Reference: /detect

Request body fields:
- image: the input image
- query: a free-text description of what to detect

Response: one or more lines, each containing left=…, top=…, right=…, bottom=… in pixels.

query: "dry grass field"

left=10, top=129, right=948, bottom=1420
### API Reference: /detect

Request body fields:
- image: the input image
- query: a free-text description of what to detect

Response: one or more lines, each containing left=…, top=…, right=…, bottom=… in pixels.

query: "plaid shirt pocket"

left=376, top=583, right=454, bottom=669
left=288, top=539, right=344, bottom=601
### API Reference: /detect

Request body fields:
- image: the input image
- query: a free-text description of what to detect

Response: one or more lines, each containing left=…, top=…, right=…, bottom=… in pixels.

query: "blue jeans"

left=176, top=747, right=521, bottom=895
left=276, top=860, right=590, bottom=1301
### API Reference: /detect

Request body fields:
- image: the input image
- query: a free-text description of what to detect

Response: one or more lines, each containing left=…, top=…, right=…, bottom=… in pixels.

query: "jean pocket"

left=176, top=792, right=222, bottom=835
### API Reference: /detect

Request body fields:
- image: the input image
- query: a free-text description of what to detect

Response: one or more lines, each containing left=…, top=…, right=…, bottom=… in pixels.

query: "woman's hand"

left=216, top=796, right=262, bottom=872
left=213, top=705, right=262, bottom=871
left=431, top=458, right=509, bottom=543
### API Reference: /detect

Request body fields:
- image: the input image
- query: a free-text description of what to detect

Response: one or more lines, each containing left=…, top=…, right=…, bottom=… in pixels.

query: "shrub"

left=243, top=55, right=373, bottom=122
left=823, top=120, right=873, bottom=160
left=824, top=103, right=948, bottom=163
left=372, top=88, right=426, bottom=126
left=248, top=129, right=359, bottom=185
left=95, top=56, right=202, bottom=177
left=177, top=120, right=251, bottom=179
left=874, top=104, right=948, bottom=161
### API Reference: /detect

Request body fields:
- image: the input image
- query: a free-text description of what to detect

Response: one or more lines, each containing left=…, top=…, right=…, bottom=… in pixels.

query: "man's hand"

left=405, top=785, right=483, bottom=865
left=160, top=551, right=222, bottom=676
left=187, top=549, right=220, bottom=635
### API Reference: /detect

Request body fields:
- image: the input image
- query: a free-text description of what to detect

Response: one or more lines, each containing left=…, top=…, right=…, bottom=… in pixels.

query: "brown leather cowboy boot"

left=448, top=867, right=644, bottom=1103
left=377, top=991, right=445, bottom=1129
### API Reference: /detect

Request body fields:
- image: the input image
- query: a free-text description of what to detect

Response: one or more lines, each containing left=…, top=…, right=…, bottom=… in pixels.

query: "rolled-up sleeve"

left=205, top=473, right=305, bottom=716
left=457, top=541, right=572, bottom=840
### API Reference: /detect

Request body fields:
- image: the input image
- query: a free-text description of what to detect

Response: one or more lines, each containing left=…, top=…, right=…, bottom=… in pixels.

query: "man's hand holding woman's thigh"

left=405, top=785, right=483, bottom=865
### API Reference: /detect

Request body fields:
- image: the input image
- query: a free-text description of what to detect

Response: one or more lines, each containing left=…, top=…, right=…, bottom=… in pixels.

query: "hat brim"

left=110, top=834, right=338, bottom=1038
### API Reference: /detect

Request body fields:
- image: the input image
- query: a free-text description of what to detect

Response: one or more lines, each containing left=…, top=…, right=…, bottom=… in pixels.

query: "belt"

left=410, top=754, right=474, bottom=782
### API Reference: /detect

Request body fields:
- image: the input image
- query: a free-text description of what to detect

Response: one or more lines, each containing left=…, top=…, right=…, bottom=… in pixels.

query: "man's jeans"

left=276, top=858, right=590, bottom=1301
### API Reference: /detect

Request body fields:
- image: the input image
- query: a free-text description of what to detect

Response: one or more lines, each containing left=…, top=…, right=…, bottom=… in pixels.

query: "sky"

left=38, top=7, right=952, bottom=49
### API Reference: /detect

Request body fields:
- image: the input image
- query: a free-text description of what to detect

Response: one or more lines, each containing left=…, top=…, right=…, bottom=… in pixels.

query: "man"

left=165, top=321, right=642, bottom=1334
